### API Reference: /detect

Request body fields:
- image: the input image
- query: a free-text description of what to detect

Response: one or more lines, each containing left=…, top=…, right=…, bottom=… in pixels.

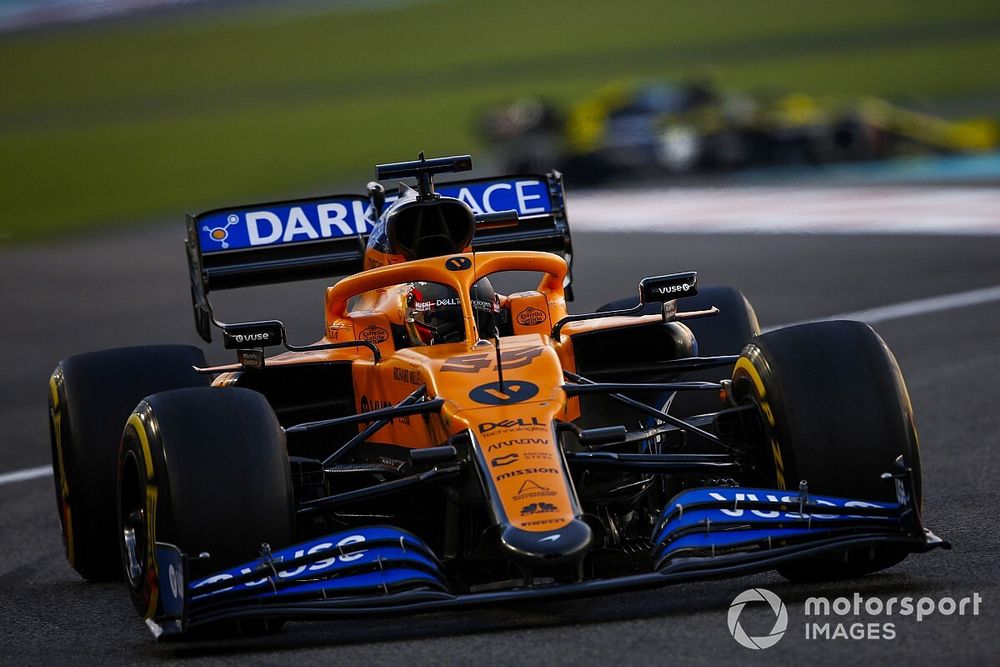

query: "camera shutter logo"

left=203, top=214, right=240, bottom=249
left=727, top=588, right=788, bottom=650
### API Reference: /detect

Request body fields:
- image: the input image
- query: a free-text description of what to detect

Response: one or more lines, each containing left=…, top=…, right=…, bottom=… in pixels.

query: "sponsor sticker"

left=521, top=517, right=565, bottom=527
left=513, top=479, right=558, bottom=500
left=197, top=178, right=553, bottom=254
left=478, top=417, right=548, bottom=435
left=328, top=321, right=349, bottom=340
left=495, top=466, right=559, bottom=482
left=515, top=306, right=547, bottom=327
left=392, top=367, right=423, bottom=385
left=469, top=380, right=539, bottom=405
left=199, top=198, right=371, bottom=254
left=359, top=395, right=409, bottom=424
left=490, top=453, right=520, bottom=467
left=520, top=501, right=558, bottom=515
left=437, top=178, right=551, bottom=217
left=486, top=437, right=548, bottom=451
left=359, top=325, right=389, bottom=344
left=445, top=256, right=472, bottom=271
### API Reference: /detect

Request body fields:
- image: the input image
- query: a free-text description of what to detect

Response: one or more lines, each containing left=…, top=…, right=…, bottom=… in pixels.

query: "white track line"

left=3, top=284, right=999, bottom=488
left=0, top=464, right=52, bottom=486
left=571, top=186, right=1000, bottom=235
left=767, top=284, right=1000, bottom=331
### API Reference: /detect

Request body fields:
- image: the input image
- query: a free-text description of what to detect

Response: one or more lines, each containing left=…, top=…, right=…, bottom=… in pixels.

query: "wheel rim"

left=119, top=449, right=146, bottom=589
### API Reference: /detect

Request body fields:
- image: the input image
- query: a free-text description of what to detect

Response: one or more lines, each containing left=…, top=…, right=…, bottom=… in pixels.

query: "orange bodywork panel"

left=203, top=252, right=665, bottom=533
left=508, top=290, right=553, bottom=336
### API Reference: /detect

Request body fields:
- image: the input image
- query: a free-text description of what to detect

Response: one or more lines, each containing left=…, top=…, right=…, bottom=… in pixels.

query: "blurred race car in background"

left=479, top=78, right=998, bottom=182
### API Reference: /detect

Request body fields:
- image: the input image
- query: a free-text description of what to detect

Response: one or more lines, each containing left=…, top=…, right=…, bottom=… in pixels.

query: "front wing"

left=147, top=471, right=946, bottom=640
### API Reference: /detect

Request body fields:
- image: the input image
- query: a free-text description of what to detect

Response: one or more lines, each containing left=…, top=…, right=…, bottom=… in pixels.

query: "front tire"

left=48, top=345, right=209, bottom=581
left=117, top=387, right=294, bottom=618
left=733, top=320, right=921, bottom=580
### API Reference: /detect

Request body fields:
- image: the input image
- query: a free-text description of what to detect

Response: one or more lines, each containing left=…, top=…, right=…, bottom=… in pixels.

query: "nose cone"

left=500, top=519, right=592, bottom=562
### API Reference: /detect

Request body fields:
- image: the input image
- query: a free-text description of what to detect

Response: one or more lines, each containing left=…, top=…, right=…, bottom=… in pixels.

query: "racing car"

left=480, top=79, right=998, bottom=181
left=48, top=153, right=946, bottom=639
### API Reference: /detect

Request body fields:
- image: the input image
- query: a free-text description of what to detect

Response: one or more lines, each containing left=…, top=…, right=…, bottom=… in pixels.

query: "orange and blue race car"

left=48, top=154, right=946, bottom=639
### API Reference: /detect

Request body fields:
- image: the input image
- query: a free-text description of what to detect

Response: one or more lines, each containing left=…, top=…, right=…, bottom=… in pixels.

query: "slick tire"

left=118, top=387, right=294, bottom=619
left=598, top=286, right=759, bottom=416
left=48, top=345, right=209, bottom=581
left=732, top=320, right=922, bottom=581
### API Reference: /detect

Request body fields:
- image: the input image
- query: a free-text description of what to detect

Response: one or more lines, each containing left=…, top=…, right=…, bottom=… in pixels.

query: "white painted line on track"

left=571, top=186, right=1000, bottom=235
left=3, top=284, right=999, bottom=488
left=767, top=284, right=1000, bottom=331
left=0, top=464, right=52, bottom=486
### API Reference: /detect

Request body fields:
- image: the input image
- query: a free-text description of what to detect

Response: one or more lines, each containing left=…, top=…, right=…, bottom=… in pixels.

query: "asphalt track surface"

left=2, top=209, right=999, bottom=664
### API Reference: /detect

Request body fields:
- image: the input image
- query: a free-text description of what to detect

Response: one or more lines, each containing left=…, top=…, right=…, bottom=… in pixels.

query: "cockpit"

left=327, top=252, right=569, bottom=359
left=402, top=279, right=499, bottom=346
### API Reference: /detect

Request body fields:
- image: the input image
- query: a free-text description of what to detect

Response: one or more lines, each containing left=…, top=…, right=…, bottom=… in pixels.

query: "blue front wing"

left=150, top=481, right=946, bottom=639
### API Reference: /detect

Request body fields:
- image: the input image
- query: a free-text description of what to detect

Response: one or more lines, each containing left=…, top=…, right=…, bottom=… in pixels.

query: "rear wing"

left=186, top=172, right=573, bottom=343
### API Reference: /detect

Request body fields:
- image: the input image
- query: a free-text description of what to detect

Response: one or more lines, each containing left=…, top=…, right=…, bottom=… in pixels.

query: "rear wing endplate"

left=187, top=172, right=572, bottom=342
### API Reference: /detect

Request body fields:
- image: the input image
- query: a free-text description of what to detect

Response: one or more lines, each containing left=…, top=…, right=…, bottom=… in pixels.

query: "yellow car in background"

left=481, top=80, right=998, bottom=182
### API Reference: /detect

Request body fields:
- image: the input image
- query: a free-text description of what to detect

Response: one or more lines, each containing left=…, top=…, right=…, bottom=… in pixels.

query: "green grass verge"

left=2, top=0, right=999, bottom=240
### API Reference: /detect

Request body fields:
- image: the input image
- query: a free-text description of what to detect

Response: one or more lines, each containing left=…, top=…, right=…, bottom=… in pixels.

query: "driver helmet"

left=405, top=278, right=499, bottom=345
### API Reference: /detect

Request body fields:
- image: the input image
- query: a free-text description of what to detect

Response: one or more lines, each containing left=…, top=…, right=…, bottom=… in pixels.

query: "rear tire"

left=670, top=287, right=759, bottom=416
left=117, top=387, right=294, bottom=618
left=48, top=345, right=209, bottom=581
left=732, top=320, right=921, bottom=580
left=598, top=286, right=759, bottom=415
left=597, top=286, right=759, bottom=357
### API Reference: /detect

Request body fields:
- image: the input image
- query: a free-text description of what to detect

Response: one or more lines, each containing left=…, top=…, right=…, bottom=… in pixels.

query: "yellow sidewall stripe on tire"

left=49, top=374, right=75, bottom=568
left=734, top=356, right=775, bottom=427
left=733, top=356, right=785, bottom=489
left=126, top=411, right=159, bottom=620
left=771, top=439, right=786, bottom=490
left=126, top=412, right=156, bottom=479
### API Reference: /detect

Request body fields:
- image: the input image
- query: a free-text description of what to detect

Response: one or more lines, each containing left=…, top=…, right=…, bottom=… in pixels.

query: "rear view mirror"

left=222, top=320, right=286, bottom=350
left=639, top=271, right=698, bottom=304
